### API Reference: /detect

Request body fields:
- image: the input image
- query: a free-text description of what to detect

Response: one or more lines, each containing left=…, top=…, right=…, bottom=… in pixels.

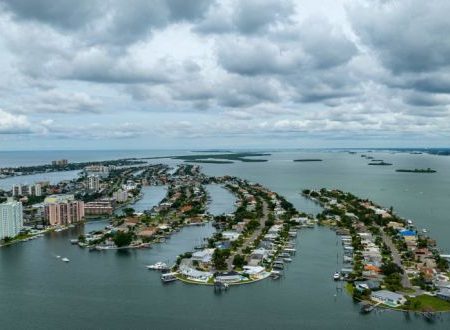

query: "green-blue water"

left=1, top=150, right=450, bottom=329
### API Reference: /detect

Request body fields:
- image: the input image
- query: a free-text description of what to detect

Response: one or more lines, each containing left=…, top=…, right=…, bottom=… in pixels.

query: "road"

left=225, top=199, right=269, bottom=270
left=380, top=229, right=412, bottom=288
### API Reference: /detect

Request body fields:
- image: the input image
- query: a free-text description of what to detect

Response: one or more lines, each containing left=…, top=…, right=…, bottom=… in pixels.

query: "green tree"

left=122, top=207, right=135, bottom=217
left=212, top=249, right=230, bottom=270
left=232, top=254, right=246, bottom=269
left=113, top=231, right=133, bottom=247
left=381, top=262, right=403, bottom=276
left=2, top=236, right=13, bottom=244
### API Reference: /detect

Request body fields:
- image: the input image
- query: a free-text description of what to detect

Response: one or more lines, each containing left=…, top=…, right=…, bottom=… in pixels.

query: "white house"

left=371, top=290, right=406, bottom=307
left=192, top=249, right=214, bottom=264
left=222, top=231, right=240, bottom=241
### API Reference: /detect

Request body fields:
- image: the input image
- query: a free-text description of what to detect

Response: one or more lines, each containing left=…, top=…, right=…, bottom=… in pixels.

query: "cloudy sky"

left=0, top=0, right=449, bottom=150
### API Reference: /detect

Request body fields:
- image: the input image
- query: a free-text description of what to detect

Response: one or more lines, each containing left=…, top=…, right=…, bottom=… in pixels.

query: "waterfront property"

left=44, top=195, right=85, bottom=226
left=303, top=188, right=450, bottom=313
left=0, top=198, right=23, bottom=240
left=371, top=290, right=406, bottom=307
left=437, top=288, right=450, bottom=301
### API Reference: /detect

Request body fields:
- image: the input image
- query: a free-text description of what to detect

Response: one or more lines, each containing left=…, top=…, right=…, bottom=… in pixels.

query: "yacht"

left=61, top=257, right=70, bottom=262
left=333, top=272, right=341, bottom=281
left=146, top=262, right=169, bottom=271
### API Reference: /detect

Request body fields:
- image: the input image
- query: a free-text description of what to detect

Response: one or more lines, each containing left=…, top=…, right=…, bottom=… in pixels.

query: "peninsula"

left=302, top=188, right=450, bottom=314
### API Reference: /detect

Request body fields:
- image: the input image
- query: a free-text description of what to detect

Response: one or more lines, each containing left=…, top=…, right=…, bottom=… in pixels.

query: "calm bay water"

left=132, top=186, right=168, bottom=213
left=206, top=184, right=237, bottom=216
left=1, top=149, right=450, bottom=329
left=0, top=170, right=82, bottom=190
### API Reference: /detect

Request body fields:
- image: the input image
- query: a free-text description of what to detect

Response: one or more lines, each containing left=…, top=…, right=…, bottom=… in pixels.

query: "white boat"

left=61, top=257, right=70, bottom=262
left=161, top=272, right=178, bottom=283
left=333, top=272, right=341, bottom=281
left=422, top=228, right=428, bottom=233
left=273, top=261, right=284, bottom=270
left=270, top=270, right=282, bottom=279
left=146, top=262, right=169, bottom=270
left=283, top=257, right=293, bottom=262
left=56, top=255, right=61, bottom=259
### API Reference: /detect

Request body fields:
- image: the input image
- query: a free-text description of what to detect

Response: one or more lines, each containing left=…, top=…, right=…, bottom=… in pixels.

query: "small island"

left=396, top=168, right=436, bottom=173
left=368, top=161, right=393, bottom=166
left=172, top=152, right=270, bottom=164
left=185, top=160, right=234, bottom=164
left=293, top=159, right=323, bottom=162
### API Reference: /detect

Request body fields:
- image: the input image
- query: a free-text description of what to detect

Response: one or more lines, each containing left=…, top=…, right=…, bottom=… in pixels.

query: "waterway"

left=0, top=170, right=81, bottom=190
left=1, top=149, right=450, bottom=329
left=205, top=184, right=237, bottom=216
left=131, top=186, right=168, bottom=213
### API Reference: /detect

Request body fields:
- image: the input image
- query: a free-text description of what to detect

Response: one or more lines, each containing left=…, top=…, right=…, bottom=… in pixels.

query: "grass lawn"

left=407, top=295, right=450, bottom=311
left=345, top=283, right=354, bottom=295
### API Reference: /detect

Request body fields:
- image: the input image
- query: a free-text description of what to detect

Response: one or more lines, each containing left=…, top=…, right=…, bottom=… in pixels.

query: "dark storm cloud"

left=403, top=92, right=450, bottom=107
left=409, top=76, right=450, bottom=94
left=349, top=0, right=450, bottom=74
left=233, top=0, right=294, bottom=34
left=1, top=0, right=100, bottom=30
left=217, top=38, right=302, bottom=76
left=195, top=0, right=294, bottom=35
left=297, top=19, right=357, bottom=69
left=2, top=0, right=213, bottom=45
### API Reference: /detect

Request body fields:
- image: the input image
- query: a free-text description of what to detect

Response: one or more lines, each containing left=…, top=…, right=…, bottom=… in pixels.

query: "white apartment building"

left=88, top=175, right=100, bottom=191
left=0, top=199, right=24, bottom=239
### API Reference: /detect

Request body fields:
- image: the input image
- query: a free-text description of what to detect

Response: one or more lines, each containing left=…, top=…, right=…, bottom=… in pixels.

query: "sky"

left=0, top=0, right=450, bottom=150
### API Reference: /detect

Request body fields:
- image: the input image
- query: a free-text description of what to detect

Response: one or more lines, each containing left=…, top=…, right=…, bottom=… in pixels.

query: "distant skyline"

left=1, top=0, right=450, bottom=150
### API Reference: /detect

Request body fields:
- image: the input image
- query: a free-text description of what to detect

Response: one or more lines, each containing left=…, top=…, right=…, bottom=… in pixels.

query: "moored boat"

left=360, top=303, right=374, bottom=314
left=147, top=262, right=169, bottom=271
left=161, top=272, right=178, bottom=283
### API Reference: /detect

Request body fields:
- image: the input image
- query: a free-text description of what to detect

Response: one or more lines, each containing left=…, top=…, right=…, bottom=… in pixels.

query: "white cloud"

left=0, top=109, right=32, bottom=134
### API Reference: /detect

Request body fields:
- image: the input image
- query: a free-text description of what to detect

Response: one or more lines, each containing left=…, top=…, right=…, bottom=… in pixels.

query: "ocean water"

left=1, top=149, right=450, bottom=329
